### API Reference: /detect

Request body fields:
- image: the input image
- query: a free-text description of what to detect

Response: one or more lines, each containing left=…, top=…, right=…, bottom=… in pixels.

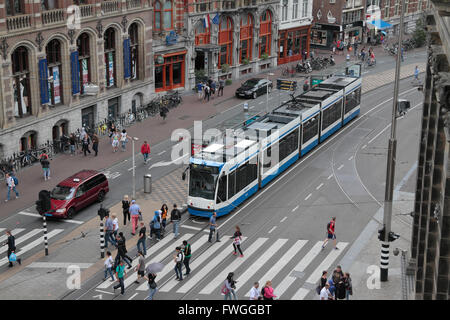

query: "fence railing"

left=6, top=14, right=32, bottom=32
left=42, top=8, right=65, bottom=25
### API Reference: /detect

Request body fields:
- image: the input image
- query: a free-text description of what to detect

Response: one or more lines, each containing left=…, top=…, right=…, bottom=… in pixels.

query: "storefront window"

left=104, top=28, right=116, bottom=88
left=77, top=32, right=91, bottom=94
left=154, top=54, right=185, bottom=92
left=240, top=14, right=253, bottom=63
left=218, top=17, right=233, bottom=68
left=259, top=10, right=272, bottom=58
left=11, top=46, right=31, bottom=117
left=311, top=30, right=327, bottom=46
left=46, top=39, right=63, bottom=105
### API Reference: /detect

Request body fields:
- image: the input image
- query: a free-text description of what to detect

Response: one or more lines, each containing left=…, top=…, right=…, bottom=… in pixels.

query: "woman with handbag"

left=231, top=226, right=244, bottom=257
left=5, top=230, right=21, bottom=267
left=222, top=272, right=237, bottom=300
left=145, top=272, right=157, bottom=300
left=122, top=195, right=130, bottom=226
left=262, top=280, right=277, bottom=300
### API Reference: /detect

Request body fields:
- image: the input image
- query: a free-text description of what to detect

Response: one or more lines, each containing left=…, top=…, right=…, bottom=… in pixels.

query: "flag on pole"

left=203, top=14, right=211, bottom=29
left=212, top=13, right=220, bottom=25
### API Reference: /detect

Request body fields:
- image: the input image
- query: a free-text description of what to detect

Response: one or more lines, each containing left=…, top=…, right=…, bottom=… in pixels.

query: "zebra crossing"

left=0, top=227, right=64, bottom=267
left=93, top=233, right=349, bottom=300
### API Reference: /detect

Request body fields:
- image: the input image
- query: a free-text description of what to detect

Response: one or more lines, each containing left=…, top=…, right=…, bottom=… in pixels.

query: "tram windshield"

left=189, top=164, right=220, bottom=200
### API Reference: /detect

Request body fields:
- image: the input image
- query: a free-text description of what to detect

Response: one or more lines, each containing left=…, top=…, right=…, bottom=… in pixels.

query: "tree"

left=412, top=17, right=427, bottom=48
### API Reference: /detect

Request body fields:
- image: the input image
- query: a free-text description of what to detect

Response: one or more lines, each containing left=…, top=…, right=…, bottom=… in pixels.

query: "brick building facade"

left=0, top=0, right=153, bottom=158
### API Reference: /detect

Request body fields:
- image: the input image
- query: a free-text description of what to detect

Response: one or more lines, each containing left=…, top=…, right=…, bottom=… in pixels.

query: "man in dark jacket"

left=40, top=154, right=51, bottom=181
left=92, top=133, right=99, bottom=156
left=171, top=204, right=181, bottom=239
left=114, top=233, right=132, bottom=269
left=5, top=230, right=21, bottom=267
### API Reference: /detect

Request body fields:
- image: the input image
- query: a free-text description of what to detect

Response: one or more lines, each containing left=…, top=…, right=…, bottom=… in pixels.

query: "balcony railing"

left=80, top=4, right=94, bottom=18
left=42, top=8, right=65, bottom=25
left=6, top=14, right=32, bottom=32
left=102, top=0, right=120, bottom=14
left=126, top=0, right=141, bottom=10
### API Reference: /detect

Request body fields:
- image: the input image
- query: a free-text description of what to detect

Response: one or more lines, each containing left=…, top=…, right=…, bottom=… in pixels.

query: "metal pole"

left=100, top=218, right=105, bottom=259
left=266, top=74, right=269, bottom=114
left=380, top=0, right=405, bottom=282
left=42, top=215, right=48, bottom=256
left=132, top=139, right=136, bottom=199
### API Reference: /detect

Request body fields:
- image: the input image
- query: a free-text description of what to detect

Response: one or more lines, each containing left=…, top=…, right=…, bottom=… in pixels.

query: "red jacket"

left=141, top=143, right=150, bottom=154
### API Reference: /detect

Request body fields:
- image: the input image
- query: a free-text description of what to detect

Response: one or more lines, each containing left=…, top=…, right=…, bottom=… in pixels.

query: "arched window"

left=11, top=46, right=31, bottom=117
left=163, top=0, right=173, bottom=30
left=129, top=23, right=139, bottom=80
left=195, top=22, right=210, bottom=45
left=218, top=17, right=233, bottom=68
left=77, top=33, right=91, bottom=94
left=154, top=1, right=161, bottom=31
left=240, top=14, right=253, bottom=63
left=6, top=0, right=24, bottom=16
left=259, top=10, right=272, bottom=58
left=104, top=28, right=116, bottom=88
left=46, top=39, right=63, bottom=105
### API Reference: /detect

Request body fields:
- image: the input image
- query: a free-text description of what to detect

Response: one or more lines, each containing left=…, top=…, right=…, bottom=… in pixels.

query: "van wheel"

left=98, top=190, right=105, bottom=202
left=67, top=208, right=75, bottom=219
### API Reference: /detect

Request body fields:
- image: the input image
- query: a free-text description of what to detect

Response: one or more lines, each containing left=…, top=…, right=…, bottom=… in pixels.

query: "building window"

left=259, top=10, right=272, bottom=58
left=163, top=0, right=174, bottom=30
left=129, top=23, right=139, bottom=80
left=11, top=46, right=31, bottom=117
left=41, top=0, right=57, bottom=10
left=104, top=28, right=116, bottom=88
left=311, top=30, right=327, bottom=46
left=154, top=1, right=162, bottom=31
left=46, top=39, right=63, bottom=105
left=385, top=5, right=390, bottom=18
left=417, top=0, right=422, bottom=12
left=302, top=0, right=308, bottom=17
left=77, top=32, right=91, bottom=94
left=282, top=0, right=288, bottom=21
left=218, top=17, right=233, bottom=68
left=195, top=23, right=210, bottom=45
left=292, top=0, right=299, bottom=19
left=154, top=53, right=185, bottom=92
left=72, top=0, right=87, bottom=4
left=6, top=0, right=24, bottom=16
left=240, top=14, right=253, bottom=63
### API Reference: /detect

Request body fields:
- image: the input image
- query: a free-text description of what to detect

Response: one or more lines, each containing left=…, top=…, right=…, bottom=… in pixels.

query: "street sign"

left=276, top=79, right=297, bottom=91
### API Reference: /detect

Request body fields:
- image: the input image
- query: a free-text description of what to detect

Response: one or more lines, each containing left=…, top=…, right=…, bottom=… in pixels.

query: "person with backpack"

left=203, top=84, right=210, bottom=102
left=261, top=280, right=276, bottom=300
left=322, top=217, right=338, bottom=250
left=40, top=154, right=51, bottom=181
left=231, top=225, right=243, bottom=257
left=182, top=240, right=191, bottom=276
left=141, top=141, right=151, bottom=164
left=171, top=204, right=181, bottom=239
left=222, top=272, right=237, bottom=300
left=144, top=272, right=157, bottom=300
left=173, top=246, right=184, bottom=281
left=150, top=210, right=162, bottom=241
left=5, top=173, right=19, bottom=202
left=4, top=230, right=21, bottom=267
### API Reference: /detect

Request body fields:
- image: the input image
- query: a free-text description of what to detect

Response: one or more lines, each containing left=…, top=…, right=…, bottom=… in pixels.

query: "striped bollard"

left=380, top=241, right=390, bottom=281
left=43, top=215, right=49, bottom=256
left=100, top=220, right=105, bottom=259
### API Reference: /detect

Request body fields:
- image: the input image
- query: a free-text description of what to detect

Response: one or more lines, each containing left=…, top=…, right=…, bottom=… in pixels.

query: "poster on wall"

left=82, top=59, right=89, bottom=90
left=108, top=52, right=114, bottom=87
left=52, top=67, right=61, bottom=104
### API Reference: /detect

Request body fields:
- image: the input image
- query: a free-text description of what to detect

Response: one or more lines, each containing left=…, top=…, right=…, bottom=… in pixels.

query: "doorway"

left=195, top=50, right=205, bottom=71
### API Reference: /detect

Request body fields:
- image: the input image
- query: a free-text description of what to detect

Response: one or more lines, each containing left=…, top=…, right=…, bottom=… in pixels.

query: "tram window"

left=235, top=160, right=258, bottom=194
left=188, top=165, right=218, bottom=200
left=228, top=171, right=236, bottom=199
left=216, top=175, right=227, bottom=204
left=345, top=87, right=361, bottom=114
left=263, top=147, right=272, bottom=168
left=279, top=129, right=299, bottom=162
left=322, top=100, right=342, bottom=130
left=303, top=117, right=318, bottom=143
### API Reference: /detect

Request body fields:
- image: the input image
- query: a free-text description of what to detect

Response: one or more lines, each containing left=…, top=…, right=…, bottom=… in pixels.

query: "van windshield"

left=51, top=185, right=76, bottom=200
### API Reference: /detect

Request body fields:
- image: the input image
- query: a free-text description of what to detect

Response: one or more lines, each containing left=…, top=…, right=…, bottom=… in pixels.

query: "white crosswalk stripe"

left=0, top=228, right=25, bottom=243
left=0, top=229, right=64, bottom=267
left=199, top=237, right=268, bottom=295
left=0, top=228, right=5, bottom=234
left=245, top=239, right=308, bottom=297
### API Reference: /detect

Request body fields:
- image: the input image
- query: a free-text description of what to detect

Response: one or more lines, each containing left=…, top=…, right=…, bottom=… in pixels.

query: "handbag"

left=149, top=281, right=157, bottom=289
left=9, top=252, right=17, bottom=262
left=138, top=212, right=143, bottom=221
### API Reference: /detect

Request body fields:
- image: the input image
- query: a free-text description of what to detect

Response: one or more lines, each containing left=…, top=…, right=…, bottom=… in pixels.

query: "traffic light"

left=97, top=205, right=109, bottom=220
left=378, top=226, right=386, bottom=241
left=36, top=190, right=51, bottom=214
left=388, top=231, right=400, bottom=242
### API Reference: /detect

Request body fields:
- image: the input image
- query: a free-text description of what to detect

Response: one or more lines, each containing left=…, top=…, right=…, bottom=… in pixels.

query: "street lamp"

left=266, top=72, right=274, bottom=114
left=131, top=136, right=139, bottom=199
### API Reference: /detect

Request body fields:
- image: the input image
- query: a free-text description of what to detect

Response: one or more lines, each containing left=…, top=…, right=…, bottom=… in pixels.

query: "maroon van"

left=44, top=170, right=109, bottom=219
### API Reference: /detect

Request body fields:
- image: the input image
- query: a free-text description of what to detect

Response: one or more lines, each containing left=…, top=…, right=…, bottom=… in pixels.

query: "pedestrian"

left=141, top=140, right=151, bottom=164
left=114, top=233, right=132, bottom=269
left=103, top=251, right=115, bottom=281
left=320, top=282, right=333, bottom=300
left=40, top=154, right=51, bottom=181
left=104, top=213, right=117, bottom=249
left=122, top=195, right=131, bottom=226
left=182, top=240, right=191, bottom=276
left=136, top=221, right=147, bottom=256
left=144, top=272, right=158, bottom=300
left=354, top=42, right=358, bottom=57
left=249, top=282, right=262, bottom=300
left=208, top=211, right=219, bottom=242
left=218, top=78, right=225, bottom=97
left=343, top=272, right=353, bottom=300
left=231, top=225, right=243, bottom=257
left=335, top=274, right=346, bottom=300
left=160, top=203, right=168, bottom=232
left=222, top=272, right=237, bottom=300
left=204, top=84, right=210, bottom=102
left=174, top=246, right=184, bottom=281
left=171, top=204, right=181, bottom=239
left=5, top=173, right=19, bottom=202
left=82, top=132, right=91, bottom=156
left=210, top=80, right=216, bottom=98
left=111, top=129, right=120, bottom=153
left=401, top=46, right=404, bottom=62
left=261, top=280, right=276, bottom=300
left=92, top=132, right=99, bottom=156
left=327, top=279, right=336, bottom=299
left=134, top=251, right=146, bottom=284
left=69, top=133, right=76, bottom=156
left=332, top=265, right=344, bottom=288
left=113, top=259, right=127, bottom=295
left=129, top=199, right=142, bottom=236
left=414, top=65, right=419, bottom=82
left=4, top=230, right=21, bottom=267
left=111, top=213, right=119, bottom=238
left=150, top=210, right=162, bottom=241
left=197, top=81, right=204, bottom=100
left=120, top=129, right=128, bottom=152
left=332, top=40, right=336, bottom=55
left=322, top=217, right=338, bottom=250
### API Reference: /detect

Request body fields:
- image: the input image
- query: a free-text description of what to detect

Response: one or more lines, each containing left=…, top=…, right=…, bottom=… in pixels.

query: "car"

left=42, top=170, right=109, bottom=219
left=235, top=78, right=273, bottom=99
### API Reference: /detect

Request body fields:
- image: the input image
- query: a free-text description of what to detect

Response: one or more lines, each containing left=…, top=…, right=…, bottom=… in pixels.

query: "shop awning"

left=367, top=19, right=392, bottom=30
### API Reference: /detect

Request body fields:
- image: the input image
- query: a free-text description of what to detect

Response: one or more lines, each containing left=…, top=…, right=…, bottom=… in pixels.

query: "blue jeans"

left=113, top=277, right=125, bottom=294
left=70, top=145, right=75, bottom=155
left=43, top=168, right=50, bottom=179
left=224, top=289, right=237, bottom=300
left=143, top=153, right=149, bottom=163
left=173, top=220, right=180, bottom=238
left=147, top=285, right=157, bottom=300
left=121, top=141, right=127, bottom=151
left=104, top=267, right=114, bottom=281
left=174, top=263, right=183, bottom=280
left=137, top=238, right=147, bottom=256
left=7, top=186, right=19, bottom=200
left=105, top=230, right=117, bottom=248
